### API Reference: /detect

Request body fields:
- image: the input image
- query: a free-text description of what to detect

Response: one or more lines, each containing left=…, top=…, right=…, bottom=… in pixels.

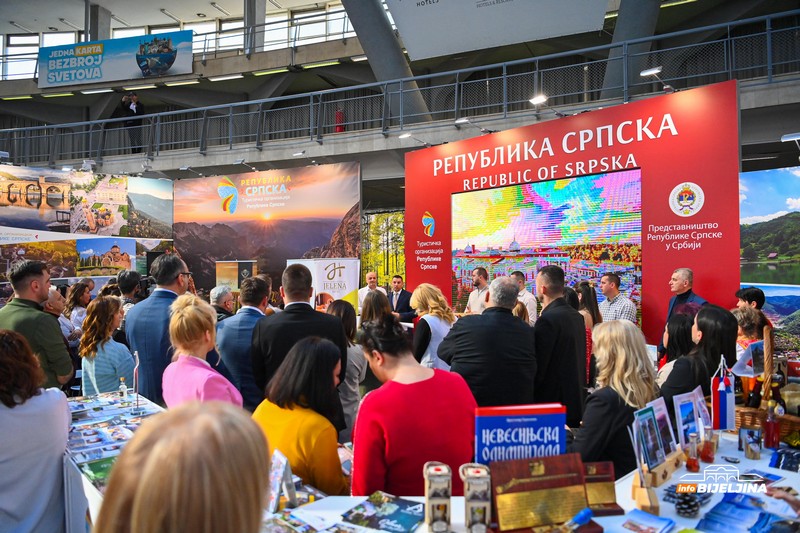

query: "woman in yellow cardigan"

left=252, top=336, right=349, bottom=495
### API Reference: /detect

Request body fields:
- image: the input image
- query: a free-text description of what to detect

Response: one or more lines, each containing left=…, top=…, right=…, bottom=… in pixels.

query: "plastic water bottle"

left=118, top=377, right=128, bottom=400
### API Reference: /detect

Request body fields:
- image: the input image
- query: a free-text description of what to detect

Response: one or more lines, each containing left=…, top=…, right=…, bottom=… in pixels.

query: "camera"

left=137, top=276, right=156, bottom=299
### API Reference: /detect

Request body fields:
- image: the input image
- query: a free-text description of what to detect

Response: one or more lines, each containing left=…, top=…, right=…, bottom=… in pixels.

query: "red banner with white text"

left=405, top=81, right=740, bottom=344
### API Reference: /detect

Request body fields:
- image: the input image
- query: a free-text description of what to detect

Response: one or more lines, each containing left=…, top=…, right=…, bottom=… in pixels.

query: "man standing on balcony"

left=120, top=92, right=145, bottom=154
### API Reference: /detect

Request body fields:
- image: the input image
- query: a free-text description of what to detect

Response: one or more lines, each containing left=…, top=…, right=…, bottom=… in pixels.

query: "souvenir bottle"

left=763, top=400, right=781, bottom=449
left=685, top=433, right=700, bottom=472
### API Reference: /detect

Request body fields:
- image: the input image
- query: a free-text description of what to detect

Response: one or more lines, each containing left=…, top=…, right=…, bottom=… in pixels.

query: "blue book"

left=474, top=403, right=566, bottom=465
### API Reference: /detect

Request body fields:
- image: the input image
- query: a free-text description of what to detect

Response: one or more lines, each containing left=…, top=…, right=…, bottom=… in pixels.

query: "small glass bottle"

left=118, top=377, right=127, bottom=400
left=700, top=427, right=716, bottom=463
left=763, top=400, right=781, bottom=449
left=686, top=432, right=700, bottom=472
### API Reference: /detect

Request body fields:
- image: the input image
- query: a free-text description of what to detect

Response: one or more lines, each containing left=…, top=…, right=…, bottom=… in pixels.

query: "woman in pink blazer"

left=162, top=294, right=242, bottom=408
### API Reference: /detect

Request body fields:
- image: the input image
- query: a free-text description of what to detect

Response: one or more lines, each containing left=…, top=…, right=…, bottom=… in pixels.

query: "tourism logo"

left=422, top=211, right=435, bottom=237
left=217, top=176, right=239, bottom=214
left=669, top=181, right=705, bottom=217
left=676, top=464, right=767, bottom=494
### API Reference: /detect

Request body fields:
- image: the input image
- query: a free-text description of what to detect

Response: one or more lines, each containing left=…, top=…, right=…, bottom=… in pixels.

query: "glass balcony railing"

left=0, top=9, right=798, bottom=167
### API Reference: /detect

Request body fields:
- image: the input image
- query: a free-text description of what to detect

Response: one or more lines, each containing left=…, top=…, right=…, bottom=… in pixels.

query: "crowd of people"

left=0, top=256, right=783, bottom=531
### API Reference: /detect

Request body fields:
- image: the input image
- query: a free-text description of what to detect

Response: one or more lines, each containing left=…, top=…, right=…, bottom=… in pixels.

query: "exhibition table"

left=63, top=394, right=798, bottom=532
left=64, top=392, right=162, bottom=533
left=286, top=433, right=799, bottom=531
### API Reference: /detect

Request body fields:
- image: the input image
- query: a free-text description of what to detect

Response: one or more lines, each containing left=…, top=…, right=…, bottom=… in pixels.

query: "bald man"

left=357, top=271, right=387, bottom=314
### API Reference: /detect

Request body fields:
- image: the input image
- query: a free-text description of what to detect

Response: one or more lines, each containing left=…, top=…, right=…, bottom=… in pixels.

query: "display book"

left=474, top=403, right=566, bottom=466
left=67, top=391, right=162, bottom=492
left=262, top=491, right=425, bottom=533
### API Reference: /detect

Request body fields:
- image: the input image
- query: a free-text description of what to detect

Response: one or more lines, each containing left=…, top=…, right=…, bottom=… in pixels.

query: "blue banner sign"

left=38, top=30, right=193, bottom=88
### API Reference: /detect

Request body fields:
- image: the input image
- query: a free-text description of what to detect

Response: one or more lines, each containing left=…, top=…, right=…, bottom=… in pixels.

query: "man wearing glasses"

left=125, top=254, right=190, bottom=405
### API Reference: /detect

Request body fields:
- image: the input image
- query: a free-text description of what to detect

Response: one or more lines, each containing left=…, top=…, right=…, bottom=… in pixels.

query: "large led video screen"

left=451, top=169, right=642, bottom=314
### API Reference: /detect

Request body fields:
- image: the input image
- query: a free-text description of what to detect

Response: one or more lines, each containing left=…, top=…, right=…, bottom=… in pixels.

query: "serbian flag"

left=712, top=355, right=735, bottom=430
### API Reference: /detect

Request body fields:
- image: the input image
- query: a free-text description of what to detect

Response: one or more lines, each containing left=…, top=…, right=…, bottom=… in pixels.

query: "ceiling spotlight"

left=234, top=158, right=258, bottom=171
left=781, top=132, right=800, bottom=153
left=529, top=94, right=566, bottom=118
left=398, top=133, right=431, bottom=147
left=179, top=166, right=203, bottom=176
left=640, top=65, right=674, bottom=93
left=10, top=21, right=35, bottom=33
left=59, top=18, right=82, bottom=30
left=160, top=9, right=182, bottom=23
left=110, top=14, right=130, bottom=26
left=529, top=94, right=547, bottom=105
left=453, top=117, right=498, bottom=134
left=196, top=13, right=207, bottom=18
left=293, top=150, right=306, bottom=157
left=211, top=2, right=232, bottom=16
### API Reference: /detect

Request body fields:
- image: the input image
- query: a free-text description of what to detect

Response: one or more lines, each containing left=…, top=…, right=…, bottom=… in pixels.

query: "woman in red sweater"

left=352, top=315, right=477, bottom=496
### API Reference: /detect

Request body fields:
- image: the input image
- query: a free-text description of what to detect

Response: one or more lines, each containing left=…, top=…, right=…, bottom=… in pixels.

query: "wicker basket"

left=735, top=406, right=800, bottom=439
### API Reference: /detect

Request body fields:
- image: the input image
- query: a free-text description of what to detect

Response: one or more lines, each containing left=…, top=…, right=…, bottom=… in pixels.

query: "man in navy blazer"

left=388, top=275, right=416, bottom=323
left=125, top=254, right=190, bottom=405
left=659, top=267, right=708, bottom=354
left=217, top=276, right=271, bottom=411
left=665, top=267, right=708, bottom=319
left=250, top=263, right=347, bottom=394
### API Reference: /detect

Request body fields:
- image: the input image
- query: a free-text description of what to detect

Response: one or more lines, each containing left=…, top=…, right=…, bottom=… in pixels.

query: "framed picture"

left=647, top=397, right=678, bottom=455
left=692, top=385, right=712, bottom=432
left=739, top=427, right=762, bottom=460
left=634, top=406, right=666, bottom=470
left=673, top=391, right=699, bottom=449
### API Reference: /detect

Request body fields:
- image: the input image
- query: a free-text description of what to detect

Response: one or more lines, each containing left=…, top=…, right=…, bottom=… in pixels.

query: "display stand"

left=630, top=472, right=660, bottom=516
left=641, top=449, right=684, bottom=488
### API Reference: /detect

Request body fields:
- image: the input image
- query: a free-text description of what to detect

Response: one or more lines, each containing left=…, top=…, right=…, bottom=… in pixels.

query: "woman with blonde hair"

left=161, top=294, right=242, bottom=408
left=94, top=402, right=270, bottom=533
left=79, top=296, right=135, bottom=395
left=512, top=300, right=530, bottom=324
left=410, top=283, right=456, bottom=369
left=567, top=320, right=657, bottom=479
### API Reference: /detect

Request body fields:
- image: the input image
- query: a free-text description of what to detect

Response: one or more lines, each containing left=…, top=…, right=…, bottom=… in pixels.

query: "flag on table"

left=711, top=354, right=735, bottom=430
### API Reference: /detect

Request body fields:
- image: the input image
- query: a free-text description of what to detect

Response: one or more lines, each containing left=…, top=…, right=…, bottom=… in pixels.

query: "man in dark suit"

left=660, top=267, right=708, bottom=354
left=438, top=276, right=536, bottom=407
left=533, top=265, right=586, bottom=427
left=251, top=263, right=347, bottom=394
left=120, top=91, right=146, bottom=153
left=388, top=274, right=416, bottom=322
left=217, top=276, right=271, bottom=412
left=125, top=254, right=190, bottom=405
